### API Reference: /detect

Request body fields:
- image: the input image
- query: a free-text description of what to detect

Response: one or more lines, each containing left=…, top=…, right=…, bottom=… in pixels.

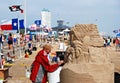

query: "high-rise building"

left=41, top=8, right=51, bottom=29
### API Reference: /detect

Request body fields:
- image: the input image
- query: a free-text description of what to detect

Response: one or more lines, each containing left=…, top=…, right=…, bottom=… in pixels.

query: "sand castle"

left=60, top=24, right=114, bottom=83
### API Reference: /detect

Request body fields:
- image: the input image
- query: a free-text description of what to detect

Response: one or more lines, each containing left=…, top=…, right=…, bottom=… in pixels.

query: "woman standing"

left=30, top=44, right=64, bottom=83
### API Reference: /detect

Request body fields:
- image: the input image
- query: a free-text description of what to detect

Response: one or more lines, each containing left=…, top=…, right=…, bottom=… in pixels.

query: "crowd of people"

left=103, top=36, right=120, bottom=51
left=0, top=33, right=34, bottom=63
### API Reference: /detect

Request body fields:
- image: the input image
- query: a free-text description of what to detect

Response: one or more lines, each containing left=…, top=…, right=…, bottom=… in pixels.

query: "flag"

left=9, top=5, right=23, bottom=13
left=0, top=21, right=12, bottom=30
left=0, top=18, right=24, bottom=30
left=19, top=19, right=25, bottom=29
left=12, top=18, right=18, bottom=30
left=34, top=20, right=41, bottom=26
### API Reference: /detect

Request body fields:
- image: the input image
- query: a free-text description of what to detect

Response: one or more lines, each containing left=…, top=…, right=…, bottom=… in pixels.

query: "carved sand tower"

left=60, top=24, right=114, bottom=83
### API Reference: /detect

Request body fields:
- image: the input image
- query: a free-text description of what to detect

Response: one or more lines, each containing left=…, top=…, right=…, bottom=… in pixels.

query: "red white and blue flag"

left=0, top=18, right=24, bottom=30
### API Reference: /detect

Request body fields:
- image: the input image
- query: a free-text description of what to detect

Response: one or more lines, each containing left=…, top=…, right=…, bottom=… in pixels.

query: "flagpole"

left=24, top=0, right=27, bottom=35
left=17, top=16, right=22, bottom=58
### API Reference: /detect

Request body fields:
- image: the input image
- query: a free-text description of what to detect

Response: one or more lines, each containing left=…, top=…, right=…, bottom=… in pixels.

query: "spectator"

left=8, top=33, right=13, bottom=49
left=59, top=40, right=65, bottom=51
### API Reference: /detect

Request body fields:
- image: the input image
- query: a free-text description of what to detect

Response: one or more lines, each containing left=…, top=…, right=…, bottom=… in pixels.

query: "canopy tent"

left=28, top=31, right=48, bottom=35
left=63, top=28, right=70, bottom=32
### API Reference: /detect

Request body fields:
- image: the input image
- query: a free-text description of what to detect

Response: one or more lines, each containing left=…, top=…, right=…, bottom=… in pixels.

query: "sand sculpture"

left=60, top=24, right=114, bottom=83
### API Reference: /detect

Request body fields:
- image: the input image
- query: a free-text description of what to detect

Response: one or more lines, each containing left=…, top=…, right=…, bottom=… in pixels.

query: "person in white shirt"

left=59, top=40, right=65, bottom=51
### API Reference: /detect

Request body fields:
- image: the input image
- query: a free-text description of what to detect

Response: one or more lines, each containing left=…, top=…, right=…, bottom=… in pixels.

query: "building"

left=41, top=8, right=51, bottom=29
left=52, top=20, right=71, bottom=32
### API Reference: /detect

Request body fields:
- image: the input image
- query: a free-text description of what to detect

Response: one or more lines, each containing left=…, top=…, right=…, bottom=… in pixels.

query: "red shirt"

left=115, top=39, right=119, bottom=44
left=30, top=49, right=59, bottom=83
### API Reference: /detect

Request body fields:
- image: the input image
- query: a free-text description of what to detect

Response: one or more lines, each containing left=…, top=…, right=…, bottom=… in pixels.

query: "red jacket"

left=30, top=49, right=59, bottom=83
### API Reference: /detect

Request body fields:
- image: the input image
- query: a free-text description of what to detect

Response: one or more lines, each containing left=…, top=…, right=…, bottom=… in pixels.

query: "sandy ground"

left=6, top=49, right=38, bottom=83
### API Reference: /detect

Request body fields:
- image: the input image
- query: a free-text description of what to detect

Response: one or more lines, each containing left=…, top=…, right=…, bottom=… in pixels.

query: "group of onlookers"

left=0, top=33, right=34, bottom=50
left=103, top=36, right=120, bottom=51
left=103, top=36, right=112, bottom=47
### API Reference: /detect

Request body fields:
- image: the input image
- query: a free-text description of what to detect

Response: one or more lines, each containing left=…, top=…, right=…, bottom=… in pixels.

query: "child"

left=1, top=55, right=5, bottom=68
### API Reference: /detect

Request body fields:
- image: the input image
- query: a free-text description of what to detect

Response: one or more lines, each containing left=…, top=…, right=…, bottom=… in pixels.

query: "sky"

left=0, top=0, right=120, bottom=36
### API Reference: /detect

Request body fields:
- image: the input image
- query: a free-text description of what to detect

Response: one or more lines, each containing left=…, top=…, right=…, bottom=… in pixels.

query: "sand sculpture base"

left=60, top=63, right=114, bottom=83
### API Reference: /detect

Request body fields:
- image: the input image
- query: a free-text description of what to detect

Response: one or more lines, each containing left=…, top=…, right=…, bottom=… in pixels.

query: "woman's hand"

left=58, top=60, right=64, bottom=66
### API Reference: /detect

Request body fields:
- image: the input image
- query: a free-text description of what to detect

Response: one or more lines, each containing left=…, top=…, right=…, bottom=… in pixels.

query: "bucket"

left=25, top=69, right=30, bottom=78
left=48, top=67, right=62, bottom=83
left=1, top=65, right=4, bottom=69
left=0, top=79, right=3, bottom=83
